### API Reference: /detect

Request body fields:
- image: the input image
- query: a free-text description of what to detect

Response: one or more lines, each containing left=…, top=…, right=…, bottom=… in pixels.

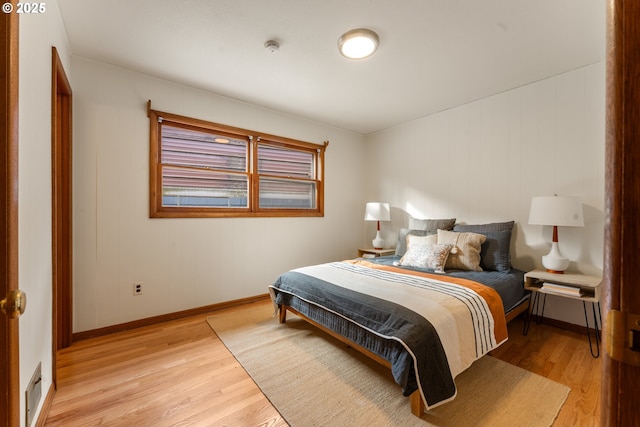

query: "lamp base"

left=372, top=231, right=385, bottom=250
left=541, top=242, right=569, bottom=273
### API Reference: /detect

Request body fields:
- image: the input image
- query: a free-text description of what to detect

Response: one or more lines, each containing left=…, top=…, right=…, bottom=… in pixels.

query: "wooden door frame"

left=1, top=2, right=20, bottom=426
left=51, top=46, right=73, bottom=384
left=602, top=1, right=640, bottom=426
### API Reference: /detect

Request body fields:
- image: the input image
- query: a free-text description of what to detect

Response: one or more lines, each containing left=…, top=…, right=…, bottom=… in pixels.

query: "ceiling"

left=56, top=0, right=605, bottom=134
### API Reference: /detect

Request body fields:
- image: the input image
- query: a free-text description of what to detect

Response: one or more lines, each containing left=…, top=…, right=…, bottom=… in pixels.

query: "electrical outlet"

left=133, top=282, right=143, bottom=295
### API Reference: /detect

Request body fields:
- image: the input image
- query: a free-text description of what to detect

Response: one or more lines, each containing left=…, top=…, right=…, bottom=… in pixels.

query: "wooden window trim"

left=147, top=101, right=327, bottom=218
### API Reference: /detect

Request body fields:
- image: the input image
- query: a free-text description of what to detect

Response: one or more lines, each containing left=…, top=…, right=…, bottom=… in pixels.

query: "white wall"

left=18, top=0, right=71, bottom=425
left=71, top=57, right=366, bottom=332
left=71, top=57, right=605, bottom=334
left=364, top=62, right=605, bottom=326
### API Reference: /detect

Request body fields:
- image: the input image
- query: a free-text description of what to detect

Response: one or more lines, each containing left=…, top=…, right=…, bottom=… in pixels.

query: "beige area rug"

left=207, top=303, right=569, bottom=427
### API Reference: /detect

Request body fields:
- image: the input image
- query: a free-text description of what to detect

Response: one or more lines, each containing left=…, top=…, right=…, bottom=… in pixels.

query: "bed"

left=268, top=220, right=529, bottom=417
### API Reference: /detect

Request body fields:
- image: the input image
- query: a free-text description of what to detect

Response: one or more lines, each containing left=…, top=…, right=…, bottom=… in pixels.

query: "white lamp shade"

left=528, top=196, right=584, bottom=227
left=364, top=202, right=390, bottom=221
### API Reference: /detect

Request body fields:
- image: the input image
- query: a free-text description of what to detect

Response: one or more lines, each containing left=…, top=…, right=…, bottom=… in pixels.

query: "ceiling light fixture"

left=338, top=28, right=379, bottom=59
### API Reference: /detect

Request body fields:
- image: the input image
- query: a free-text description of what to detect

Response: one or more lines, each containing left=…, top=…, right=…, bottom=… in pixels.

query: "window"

left=148, top=103, right=327, bottom=218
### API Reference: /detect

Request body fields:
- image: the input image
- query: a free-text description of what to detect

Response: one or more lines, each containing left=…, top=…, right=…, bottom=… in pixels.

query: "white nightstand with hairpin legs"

left=523, top=269, right=602, bottom=357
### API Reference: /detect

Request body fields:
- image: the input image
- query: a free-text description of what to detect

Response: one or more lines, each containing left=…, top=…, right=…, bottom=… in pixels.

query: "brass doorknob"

left=1, top=289, right=27, bottom=319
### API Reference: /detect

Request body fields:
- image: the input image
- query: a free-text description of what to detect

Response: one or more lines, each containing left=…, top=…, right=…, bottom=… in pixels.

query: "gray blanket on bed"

left=269, top=260, right=508, bottom=409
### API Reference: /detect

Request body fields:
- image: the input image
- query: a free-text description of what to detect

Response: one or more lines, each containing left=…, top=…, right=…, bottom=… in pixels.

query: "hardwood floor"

left=493, top=317, right=601, bottom=427
left=45, top=301, right=287, bottom=427
left=44, top=300, right=600, bottom=426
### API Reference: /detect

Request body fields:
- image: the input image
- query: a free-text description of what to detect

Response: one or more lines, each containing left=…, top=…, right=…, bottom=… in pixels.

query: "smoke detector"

left=264, top=40, right=280, bottom=53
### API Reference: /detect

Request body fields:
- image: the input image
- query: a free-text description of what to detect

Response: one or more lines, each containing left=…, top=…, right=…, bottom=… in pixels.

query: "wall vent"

left=25, top=362, right=42, bottom=427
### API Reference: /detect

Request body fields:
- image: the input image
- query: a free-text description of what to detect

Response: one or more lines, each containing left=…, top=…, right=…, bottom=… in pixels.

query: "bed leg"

left=278, top=305, right=287, bottom=323
left=410, top=391, right=424, bottom=417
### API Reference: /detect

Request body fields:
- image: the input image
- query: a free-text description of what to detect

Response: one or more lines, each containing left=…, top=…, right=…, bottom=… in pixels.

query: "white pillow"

left=405, top=233, right=437, bottom=247
left=399, top=234, right=453, bottom=273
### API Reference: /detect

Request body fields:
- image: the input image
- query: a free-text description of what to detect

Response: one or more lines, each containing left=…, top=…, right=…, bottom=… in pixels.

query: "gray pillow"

left=452, top=221, right=514, bottom=271
left=408, top=217, right=456, bottom=232
left=395, top=228, right=431, bottom=256
left=453, top=221, right=514, bottom=233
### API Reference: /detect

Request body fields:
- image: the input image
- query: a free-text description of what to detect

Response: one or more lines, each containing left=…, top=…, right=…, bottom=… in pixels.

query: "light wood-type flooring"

left=44, top=300, right=600, bottom=426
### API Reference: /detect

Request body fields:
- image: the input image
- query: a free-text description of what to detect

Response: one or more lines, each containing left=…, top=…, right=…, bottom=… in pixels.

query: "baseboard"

left=528, top=314, right=598, bottom=336
left=34, top=384, right=55, bottom=427
left=73, top=293, right=271, bottom=342
left=72, top=294, right=595, bottom=342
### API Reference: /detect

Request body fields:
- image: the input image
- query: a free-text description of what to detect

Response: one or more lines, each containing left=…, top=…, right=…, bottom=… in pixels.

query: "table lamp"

left=364, top=202, right=390, bottom=249
left=528, top=195, right=584, bottom=273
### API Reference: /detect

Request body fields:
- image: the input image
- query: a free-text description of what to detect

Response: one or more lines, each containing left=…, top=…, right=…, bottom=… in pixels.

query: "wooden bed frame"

left=277, top=297, right=529, bottom=418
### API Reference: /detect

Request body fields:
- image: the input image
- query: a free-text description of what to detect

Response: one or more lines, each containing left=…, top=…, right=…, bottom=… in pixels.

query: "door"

left=602, top=1, right=640, bottom=426
left=1, top=3, right=22, bottom=426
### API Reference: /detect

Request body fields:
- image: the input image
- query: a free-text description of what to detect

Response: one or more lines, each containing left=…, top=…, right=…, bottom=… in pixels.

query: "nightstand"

left=357, top=248, right=396, bottom=258
left=523, top=269, right=602, bottom=357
